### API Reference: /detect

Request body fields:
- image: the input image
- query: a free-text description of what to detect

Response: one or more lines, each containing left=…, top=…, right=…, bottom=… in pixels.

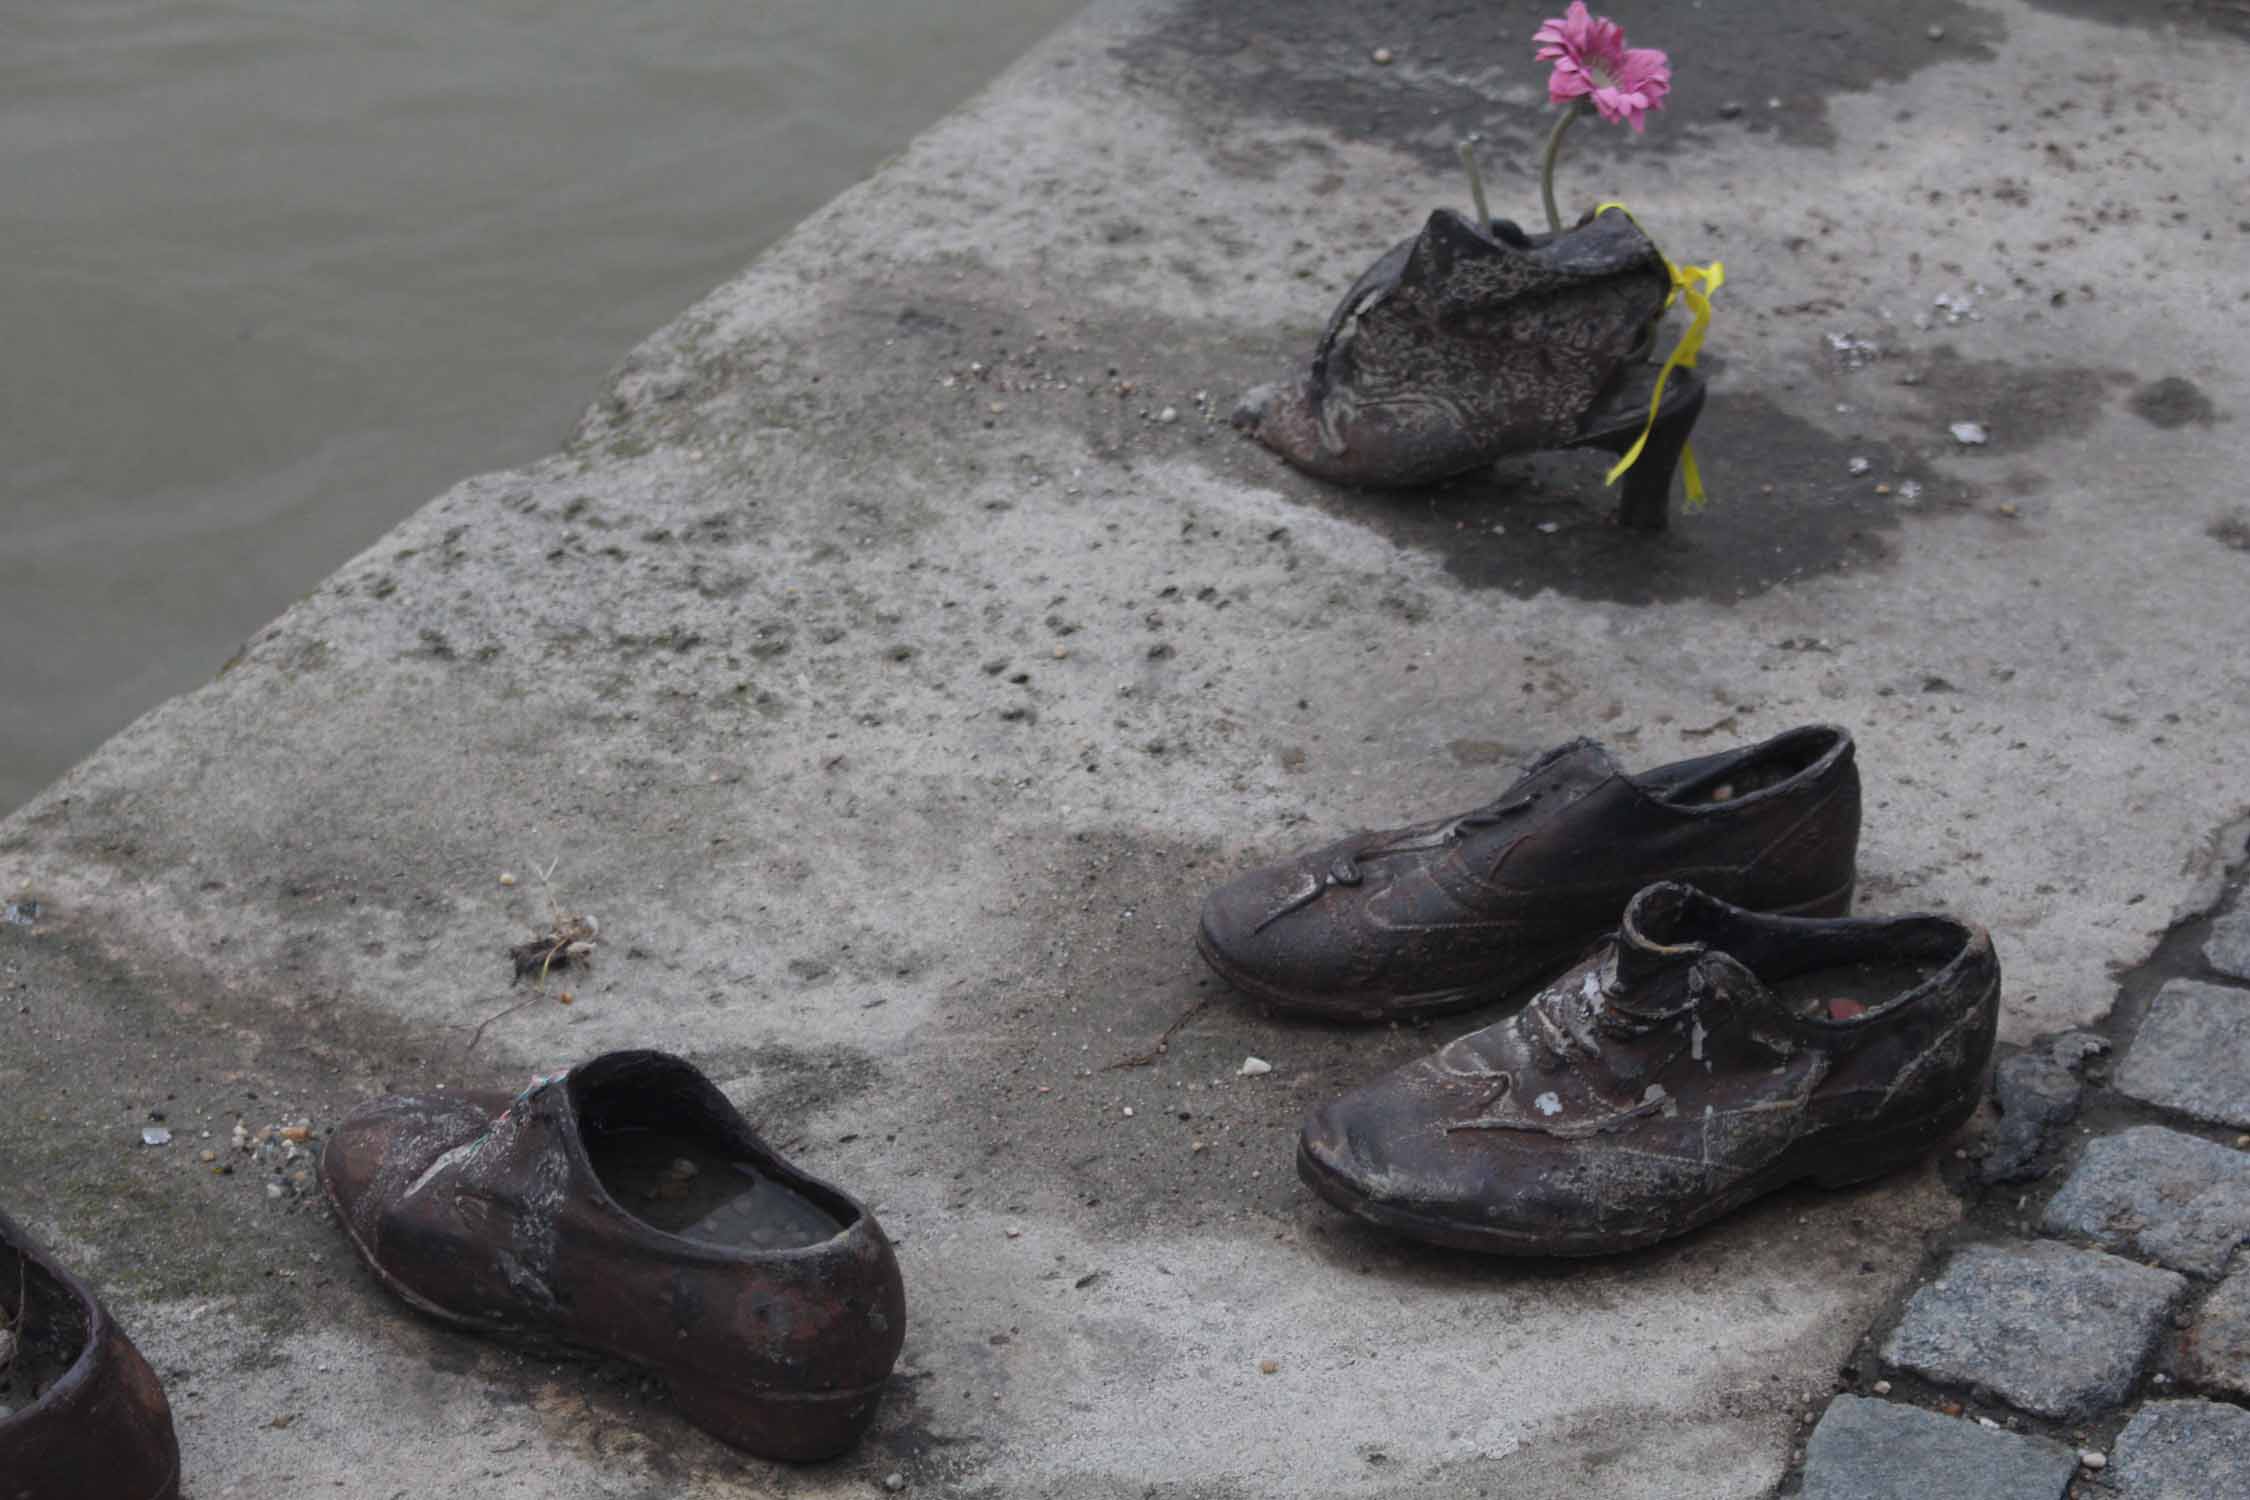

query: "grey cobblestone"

left=1978, top=1051, right=2082, bottom=1184
left=2209, top=910, right=2250, bottom=982
left=2114, top=979, right=2250, bottom=1127
left=2176, top=1258, right=2250, bottom=1400
left=1880, top=1241, right=2186, bottom=1420
left=1799, top=1395, right=2077, bottom=1500
left=2112, top=1398, right=2250, bottom=1498
left=2040, top=1125, right=2250, bottom=1276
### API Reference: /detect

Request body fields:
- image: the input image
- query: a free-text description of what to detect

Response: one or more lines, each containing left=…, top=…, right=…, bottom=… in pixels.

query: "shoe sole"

left=1197, top=878, right=1856, bottom=1024
left=1296, top=1090, right=1976, bottom=1258
left=319, top=1174, right=889, bottom=1461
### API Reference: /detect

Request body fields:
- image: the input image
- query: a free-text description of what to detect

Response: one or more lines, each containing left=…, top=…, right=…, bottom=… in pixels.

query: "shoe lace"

left=1524, top=950, right=1676, bottom=1066
left=1252, top=790, right=1549, bottom=935
left=1325, top=791, right=1538, bottom=887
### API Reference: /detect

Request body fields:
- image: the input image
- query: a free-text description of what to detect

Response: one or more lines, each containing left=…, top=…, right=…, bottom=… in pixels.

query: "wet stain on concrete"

left=1117, top=0, right=2005, bottom=164
left=1905, top=345, right=2131, bottom=455
left=2130, top=375, right=2219, bottom=429
left=2027, top=0, right=2250, bottom=39
left=1248, top=390, right=1907, bottom=606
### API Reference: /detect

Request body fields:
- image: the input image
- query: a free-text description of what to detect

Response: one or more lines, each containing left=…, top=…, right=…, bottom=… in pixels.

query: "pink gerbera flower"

left=1534, top=2, right=1671, bottom=132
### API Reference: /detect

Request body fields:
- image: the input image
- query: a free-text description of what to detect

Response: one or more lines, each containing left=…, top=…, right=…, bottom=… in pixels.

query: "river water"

left=0, top=0, right=1080, bottom=814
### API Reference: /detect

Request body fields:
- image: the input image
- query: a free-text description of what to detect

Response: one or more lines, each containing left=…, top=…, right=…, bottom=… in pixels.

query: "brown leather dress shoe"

left=1197, top=724, right=1859, bottom=1022
left=320, top=1050, right=905, bottom=1461
left=1298, top=883, right=1999, bottom=1255
left=0, top=1208, right=181, bottom=1500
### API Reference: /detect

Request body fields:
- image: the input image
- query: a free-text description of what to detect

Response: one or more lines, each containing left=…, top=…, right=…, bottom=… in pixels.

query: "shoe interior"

left=1631, top=883, right=1968, bottom=1021
left=1650, top=726, right=1840, bottom=809
left=575, top=1067, right=849, bottom=1252
left=0, top=1241, right=88, bottom=1419
left=1768, top=957, right=1946, bottom=1023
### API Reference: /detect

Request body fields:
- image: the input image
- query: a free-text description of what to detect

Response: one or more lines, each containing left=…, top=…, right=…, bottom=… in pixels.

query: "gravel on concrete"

left=2041, top=1125, right=2250, bottom=1277
left=2114, top=979, right=2250, bottom=1128
left=1880, top=1241, right=2186, bottom=1420
left=1799, top=1395, right=2076, bottom=1500
left=2111, top=1398, right=2250, bottom=1499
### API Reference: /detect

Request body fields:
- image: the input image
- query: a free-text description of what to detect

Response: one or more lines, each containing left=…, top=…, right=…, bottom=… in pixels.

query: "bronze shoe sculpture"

left=1235, top=206, right=1702, bottom=529
left=0, top=1208, right=181, bottom=1500
left=320, top=1050, right=905, bottom=1461
left=1198, top=724, right=1859, bottom=1023
left=1298, top=882, right=2000, bottom=1255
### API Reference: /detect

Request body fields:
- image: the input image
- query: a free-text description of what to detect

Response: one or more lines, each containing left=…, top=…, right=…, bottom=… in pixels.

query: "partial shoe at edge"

left=1197, top=724, right=1860, bottom=1022
left=319, top=1049, right=905, bottom=1462
left=1298, top=882, right=2000, bottom=1255
left=0, top=1208, right=181, bottom=1500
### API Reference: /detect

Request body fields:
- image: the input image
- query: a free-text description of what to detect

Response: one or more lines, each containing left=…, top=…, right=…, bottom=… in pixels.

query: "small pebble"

left=1005, top=1227, right=1022, bottom=1239
left=2079, top=1451, right=2106, bottom=1470
left=1258, top=1358, right=1281, bottom=1375
left=266, top=1183, right=285, bottom=1199
left=1718, top=100, right=1743, bottom=119
left=1949, top=420, right=1989, bottom=446
left=1875, top=483, right=1892, bottom=495
left=1847, top=457, right=1871, bottom=476
left=200, top=1149, right=219, bottom=1163
left=1122, top=1106, right=1135, bottom=1118
left=142, top=1126, right=172, bottom=1147
left=1978, top=1417, right=2000, bottom=1430
left=1536, top=521, right=1560, bottom=535
left=1872, top=1380, right=1892, bottom=1395
left=883, top=1474, right=908, bottom=1493
left=1157, top=406, right=1179, bottom=424
left=1239, top=1057, right=1272, bottom=1077
left=1927, top=24, right=1946, bottom=40
left=1371, top=47, right=1394, bottom=65
left=499, top=872, right=517, bottom=887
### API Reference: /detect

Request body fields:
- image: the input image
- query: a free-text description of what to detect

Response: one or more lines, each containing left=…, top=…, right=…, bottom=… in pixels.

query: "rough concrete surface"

left=2177, top=1257, right=2250, bottom=1400
left=2111, top=1398, right=2250, bottom=1499
left=3, top=1, right=2249, bottom=1496
left=2114, top=979, right=2250, bottom=1127
left=1799, top=1395, right=2076, bottom=1500
left=1880, top=1241, right=2186, bottom=1420
left=2041, top=1124, right=2250, bottom=1276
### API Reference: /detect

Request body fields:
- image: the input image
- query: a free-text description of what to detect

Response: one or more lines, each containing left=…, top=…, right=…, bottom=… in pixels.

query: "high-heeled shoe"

left=1235, top=206, right=1705, bottom=530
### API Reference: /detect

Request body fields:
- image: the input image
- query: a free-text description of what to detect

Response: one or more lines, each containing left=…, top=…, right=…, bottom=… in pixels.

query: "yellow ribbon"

left=1595, top=201, right=1723, bottom=510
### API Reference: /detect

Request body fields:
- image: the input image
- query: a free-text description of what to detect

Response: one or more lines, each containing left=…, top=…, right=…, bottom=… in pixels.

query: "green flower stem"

left=1458, top=140, right=1491, bottom=231
left=1539, top=100, right=1586, bottom=235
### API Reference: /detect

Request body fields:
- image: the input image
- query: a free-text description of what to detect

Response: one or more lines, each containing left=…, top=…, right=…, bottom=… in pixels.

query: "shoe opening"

left=573, top=1055, right=853, bottom=1252
left=1651, top=725, right=1845, bottom=810
left=0, top=1233, right=90, bottom=1419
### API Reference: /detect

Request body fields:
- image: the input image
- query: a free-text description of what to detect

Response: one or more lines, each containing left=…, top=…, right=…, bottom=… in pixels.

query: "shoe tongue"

left=1608, top=882, right=1774, bottom=1014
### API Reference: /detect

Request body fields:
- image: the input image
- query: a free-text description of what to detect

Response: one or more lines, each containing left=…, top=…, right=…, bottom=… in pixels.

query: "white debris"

left=1535, top=1092, right=1563, bottom=1116
left=141, top=1126, right=172, bottom=1147
left=1536, top=521, right=1560, bottom=535
left=1949, top=421, right=1989, bottom=446
left=1156, top=406, right=1179, bottom=424
left=1847, top=457, right=1872, bottom=476
left=1898, top=479, right=1924, bottom=501
left=2079, top=1451, right=2106, bottom=1470
left=1933, top=289, right=1982, bottom=324
left=1826, top=331, right=1879, bottom=368
left=1238, top=1056, right=1272, bottom=1077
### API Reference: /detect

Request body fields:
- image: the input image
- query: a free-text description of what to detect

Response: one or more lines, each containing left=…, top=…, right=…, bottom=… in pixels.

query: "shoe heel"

left=666, top=1374, right=889, bottom=1462
left=1775, top=880, right=1855, bottom=920
left=1614, top=374, right=1704, bottom=532
left=1809, top=1094, right=1980, bottom=1189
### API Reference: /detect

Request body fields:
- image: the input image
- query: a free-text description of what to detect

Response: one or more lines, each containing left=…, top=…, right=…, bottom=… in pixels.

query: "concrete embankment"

left=3, top=2, right=2247, bottom=1495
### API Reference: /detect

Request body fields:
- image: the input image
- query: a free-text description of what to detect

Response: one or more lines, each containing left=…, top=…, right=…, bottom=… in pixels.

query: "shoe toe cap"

left=319, top=1091, right=499, bottom=1237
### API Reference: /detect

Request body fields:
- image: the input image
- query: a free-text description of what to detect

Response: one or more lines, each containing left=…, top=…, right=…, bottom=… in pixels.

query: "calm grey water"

left=0, top=0, right=1080, bottom=815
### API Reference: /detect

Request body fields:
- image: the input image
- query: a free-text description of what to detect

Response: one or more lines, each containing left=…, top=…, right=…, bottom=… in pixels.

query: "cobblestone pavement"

left=1793, top=828, right=2250, bottom=1497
